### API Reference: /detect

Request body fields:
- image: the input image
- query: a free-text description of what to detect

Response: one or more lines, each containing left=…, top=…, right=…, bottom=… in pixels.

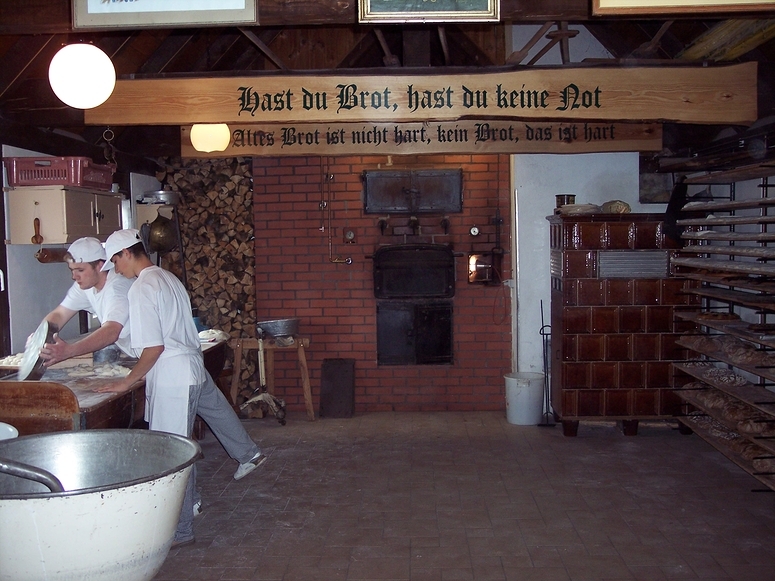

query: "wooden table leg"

left=265, top=350, right=275, bottom=395
left=230, top=341, right=243, bottom=405
left=297, top=342, right=315, bottom=421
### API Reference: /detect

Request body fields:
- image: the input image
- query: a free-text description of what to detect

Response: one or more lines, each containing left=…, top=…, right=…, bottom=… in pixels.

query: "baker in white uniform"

left=96, top=229, right=265, bottom=547
left=42, top=237, right=134, bottom=362
left=41, top=236, right=265, bottom=515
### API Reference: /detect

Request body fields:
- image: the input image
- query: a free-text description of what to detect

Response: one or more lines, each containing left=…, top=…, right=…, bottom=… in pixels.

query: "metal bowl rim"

left=0, top=429, right=201, bottom=499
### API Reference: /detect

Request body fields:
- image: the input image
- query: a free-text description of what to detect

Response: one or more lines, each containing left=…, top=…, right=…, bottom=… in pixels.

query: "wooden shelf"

left=683, top=164, right=775, bottom=185
left=674, top=362, right=775, bottom=413
left=682, top=197, right=775, bottom=213
left=681, top=231, right=775, bottom=242
left=677, top=215, right=775, bottom=226
left=676, top=311, right=775, bottom=348
left=684, top=286, right=775, bottom=310
left=677, top=414, right=775, bottom=491
left=672, top=256, right=775, bottom=276
left=679, top=245, right=775, bottom=259
left=679, top=271, right=775, bottom=294
left=676, top=337, right=775, bottom=385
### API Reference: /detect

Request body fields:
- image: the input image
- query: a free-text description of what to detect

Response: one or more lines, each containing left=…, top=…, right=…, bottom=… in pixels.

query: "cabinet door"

left=95, top=194, right=122, bottom=237
left=7, top=188, right=69, bottom=244
left=64, top=191, right=97, bottom=240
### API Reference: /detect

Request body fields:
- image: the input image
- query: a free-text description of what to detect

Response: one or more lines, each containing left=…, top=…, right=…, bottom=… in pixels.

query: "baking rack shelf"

left=677, top=414, right=775, bottom=491
left=683, top=287, right=775, bottom=310
left=681, top=231, right=775, bottom=243
left=677, top=215, right=775, bottom=226
left=679, top=272, right=775, bottom=294
left=672, top=171, right=775, bottom=489
left=679, top=245, right=775, bottom=259
left=672, top=256, right=775, bottom=276
left=677, top=389, right=775, bottom=456
left=676, top=303, right=775, bottom=347
left=681, top=197, right=775, bottom=212
left=676, top=339, right=775, bottom=380
left=673, top=362, right=775, bottom=408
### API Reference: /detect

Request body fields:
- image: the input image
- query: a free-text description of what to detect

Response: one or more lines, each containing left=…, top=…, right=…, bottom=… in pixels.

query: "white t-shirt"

left=128, top=266, right=205, bottom=434
left=59, top=270, right=135, bottom=356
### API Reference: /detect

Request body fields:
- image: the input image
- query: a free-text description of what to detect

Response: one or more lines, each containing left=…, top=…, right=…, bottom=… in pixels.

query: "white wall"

left=508, top=26, right=667, bottom=376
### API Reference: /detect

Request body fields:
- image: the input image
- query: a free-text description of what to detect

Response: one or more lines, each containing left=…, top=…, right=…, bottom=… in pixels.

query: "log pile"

left=158, top=157, right=259, bottom=397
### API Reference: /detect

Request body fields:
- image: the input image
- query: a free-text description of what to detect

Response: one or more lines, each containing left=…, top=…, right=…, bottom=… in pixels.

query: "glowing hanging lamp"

left=48, top=43, right=116, bottom=110
left=190, top=124, right=231, bottom=153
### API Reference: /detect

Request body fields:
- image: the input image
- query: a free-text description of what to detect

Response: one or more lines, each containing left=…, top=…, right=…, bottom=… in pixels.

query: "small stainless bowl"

left=256, top=318, right=300, bottom=338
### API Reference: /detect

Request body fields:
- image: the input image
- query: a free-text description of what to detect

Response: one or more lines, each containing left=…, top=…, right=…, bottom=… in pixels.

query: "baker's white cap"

left=101, top=229, right=143, bottom=272
left=67, top=237, right=111, bottom=270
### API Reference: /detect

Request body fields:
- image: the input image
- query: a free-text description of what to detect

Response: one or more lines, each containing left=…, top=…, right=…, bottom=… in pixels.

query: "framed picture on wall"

left=359, top=0, right=499, bottom=23
left=73, top=0, right=257, bottom=29
left=593, top=0, right=775, bottom=15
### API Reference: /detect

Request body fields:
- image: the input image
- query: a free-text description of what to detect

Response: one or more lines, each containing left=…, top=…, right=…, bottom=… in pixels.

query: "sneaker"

left=193, top=500, right=202, bottom=517
left=171, top=535, right=195, bottom=548
left=233, top=451, right=267, bottom=480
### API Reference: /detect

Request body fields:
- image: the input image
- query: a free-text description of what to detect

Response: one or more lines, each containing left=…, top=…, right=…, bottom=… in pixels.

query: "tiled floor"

left=155, top=412, right=775, bottom=581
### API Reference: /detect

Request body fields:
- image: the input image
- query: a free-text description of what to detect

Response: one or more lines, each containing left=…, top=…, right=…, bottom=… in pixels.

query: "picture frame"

left=593, top=0, right=775, bottom=16
left=359, top=0, right=499, bottom=23
left=73, top=0, right=257, bottom=30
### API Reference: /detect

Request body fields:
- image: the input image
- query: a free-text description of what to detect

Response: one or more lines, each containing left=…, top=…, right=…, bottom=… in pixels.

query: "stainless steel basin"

left=0, top=429, right=201, bottom=581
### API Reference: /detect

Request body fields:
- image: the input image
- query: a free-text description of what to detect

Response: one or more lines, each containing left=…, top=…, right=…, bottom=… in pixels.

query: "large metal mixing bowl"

left=0, top=430, right=201, bottom=581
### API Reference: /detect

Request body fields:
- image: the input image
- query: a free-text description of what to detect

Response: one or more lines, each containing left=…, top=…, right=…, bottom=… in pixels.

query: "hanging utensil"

left=147, top=212, right=176, bottom=254
left=30, top=218, right=43, bottom=245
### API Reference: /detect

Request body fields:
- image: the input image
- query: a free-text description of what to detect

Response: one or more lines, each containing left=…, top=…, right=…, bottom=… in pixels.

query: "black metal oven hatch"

left=373, top=244, right=455, bottom=366
left=377, top=301, right=453, bottom=366
left=363, top=169, right=463, bottom=214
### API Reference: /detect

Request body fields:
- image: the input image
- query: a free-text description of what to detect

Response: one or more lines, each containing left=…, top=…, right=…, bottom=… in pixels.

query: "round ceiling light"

left=190, top=124, right=231, bottom=153
left=48, top=44, right=116, bottom=110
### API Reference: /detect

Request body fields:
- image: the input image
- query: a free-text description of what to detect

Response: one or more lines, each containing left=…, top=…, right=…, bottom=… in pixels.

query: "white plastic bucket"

left=505, top=372, right=545, bottom=425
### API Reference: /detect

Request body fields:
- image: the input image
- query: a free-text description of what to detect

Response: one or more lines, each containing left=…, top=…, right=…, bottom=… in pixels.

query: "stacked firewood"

left=158, top=156, right=259, bottom=399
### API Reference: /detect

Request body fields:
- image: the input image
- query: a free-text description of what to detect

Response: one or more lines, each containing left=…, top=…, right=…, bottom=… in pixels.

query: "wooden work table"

left=0, top=339, right=227, bottom=436
left=0, top=367, right=145, bottom=436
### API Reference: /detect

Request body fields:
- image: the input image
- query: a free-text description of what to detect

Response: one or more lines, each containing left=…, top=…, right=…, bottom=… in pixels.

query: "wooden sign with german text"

left=86, top=63, right=757, bottom=127
left=180, top=120, right=662, bottom=157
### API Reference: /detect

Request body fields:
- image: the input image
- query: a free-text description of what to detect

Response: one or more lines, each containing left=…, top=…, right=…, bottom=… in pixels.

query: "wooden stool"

left=230, top=336, right=315, bottom=421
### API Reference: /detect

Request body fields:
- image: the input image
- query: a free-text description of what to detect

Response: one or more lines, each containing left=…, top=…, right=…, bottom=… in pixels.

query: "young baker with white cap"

left=45, top=233, right=265, bottom=545
left=42, top=237, right=134, bottom=363
left=96, top=228, right=267, bottom=547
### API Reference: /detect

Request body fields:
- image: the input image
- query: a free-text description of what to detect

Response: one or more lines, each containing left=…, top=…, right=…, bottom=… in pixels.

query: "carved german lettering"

left=237, top=86, right=293, bottom=116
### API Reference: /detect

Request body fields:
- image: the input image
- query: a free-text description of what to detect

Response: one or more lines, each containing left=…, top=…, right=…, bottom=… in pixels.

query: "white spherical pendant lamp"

left=190, top=124, right=231, bottom=153
left=48, top=44, right=116, bottom=109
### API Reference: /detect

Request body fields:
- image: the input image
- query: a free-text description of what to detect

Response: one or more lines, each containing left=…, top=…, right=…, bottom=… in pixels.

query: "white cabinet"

left=6, top=185, right=123, bottom=244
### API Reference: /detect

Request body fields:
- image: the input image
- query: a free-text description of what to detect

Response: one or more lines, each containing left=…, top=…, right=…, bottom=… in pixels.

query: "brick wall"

left=252, top=154, right=513, bottom=413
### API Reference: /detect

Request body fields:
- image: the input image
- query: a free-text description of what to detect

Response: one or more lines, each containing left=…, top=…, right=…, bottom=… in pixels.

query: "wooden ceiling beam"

left=677, top=19, right=775, bottom=61
left=138, top=33, right=196, bottom=75
left=0, top=34, right=58, bottom=100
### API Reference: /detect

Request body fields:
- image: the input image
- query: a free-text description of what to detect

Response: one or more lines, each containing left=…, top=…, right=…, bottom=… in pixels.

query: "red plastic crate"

left=4, top=157, right=115, bottom=190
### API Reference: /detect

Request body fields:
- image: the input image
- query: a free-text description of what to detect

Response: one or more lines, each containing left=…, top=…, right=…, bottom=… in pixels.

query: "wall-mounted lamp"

left=190, top=123, right=231, bottom=153
left=48, top=44, right=116, bottom=109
